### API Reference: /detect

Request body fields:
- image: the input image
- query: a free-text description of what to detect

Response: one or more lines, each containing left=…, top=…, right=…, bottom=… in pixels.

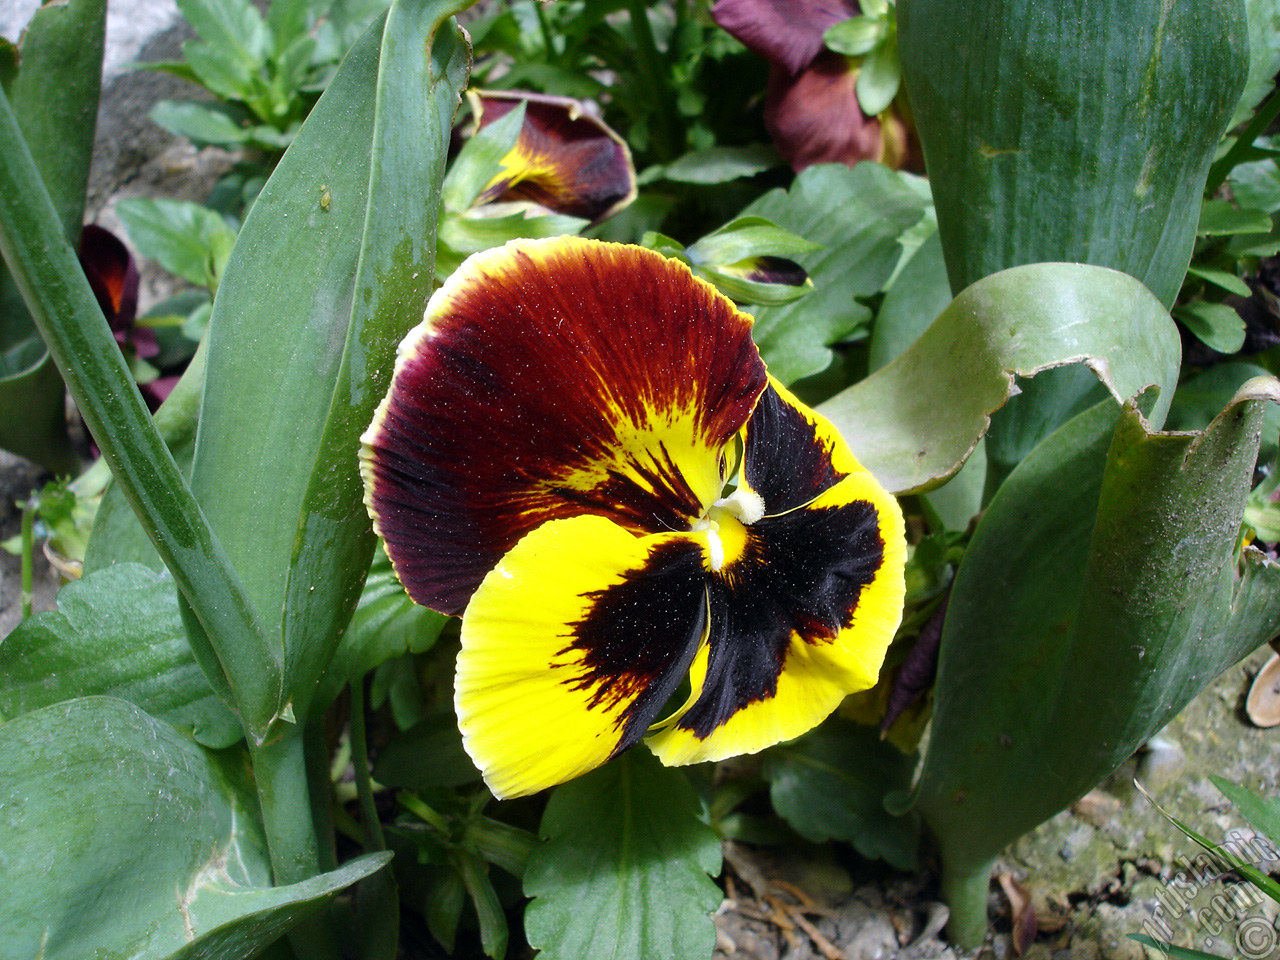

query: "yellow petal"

left=456, top=514, right=711, bottom=798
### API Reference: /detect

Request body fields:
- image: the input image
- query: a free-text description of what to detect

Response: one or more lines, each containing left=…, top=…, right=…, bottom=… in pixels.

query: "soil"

left=1, top=5, right=1278, bottom=960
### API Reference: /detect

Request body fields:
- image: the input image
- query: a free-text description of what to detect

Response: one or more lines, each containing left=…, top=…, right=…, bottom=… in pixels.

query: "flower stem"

left=940, top=851, right=995, bottom=949
left=19, top=498, right=34, bottom=620
left=626, top=0, right=680, bottom=162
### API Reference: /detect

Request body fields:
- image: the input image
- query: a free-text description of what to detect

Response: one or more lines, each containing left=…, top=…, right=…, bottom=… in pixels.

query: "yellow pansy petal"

left=648, top=470, right=906, bottom=766
left=456, top=514, right=711, bottom=799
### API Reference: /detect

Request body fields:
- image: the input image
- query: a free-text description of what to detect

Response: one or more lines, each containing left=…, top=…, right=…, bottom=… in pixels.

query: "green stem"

left=250, top=730, right=339, bottom=960
left=626, top=0, right=680, bottom=162
left=350, top=678, right=386, bottom=852
left=19, top=498, right=34, bottom=620
left=940, top=852, right=995, bottom=948
left=1205, top=89, right=1280, bottom=197
left=0, top=83, right=282, bottom=742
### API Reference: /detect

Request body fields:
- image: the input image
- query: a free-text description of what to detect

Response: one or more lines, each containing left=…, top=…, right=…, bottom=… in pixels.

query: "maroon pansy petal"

left=470, top=90, right=637, bottom=223
left=712, top=0, right=858, bottom=75
left=79, top=224, right=140, bottom=339
left=764, top=53, right=886, bottom=171
left=361, top=236, right=767, bottom=615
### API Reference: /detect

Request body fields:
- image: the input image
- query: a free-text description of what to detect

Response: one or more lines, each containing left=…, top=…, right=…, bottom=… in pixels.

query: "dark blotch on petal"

left=743, top=384, right=847, bottom=513
left=712, top=0, right=860, bottom=75
left=720, top=255, right=809, bottom=287
left=677, top=497, right=885, bottom=738
left=567, top=538, right=708, bottom=754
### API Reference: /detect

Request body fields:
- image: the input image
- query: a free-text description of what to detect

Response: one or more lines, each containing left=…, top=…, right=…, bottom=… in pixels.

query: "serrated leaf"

left=1173, top=300, right=1247, bottom=354
left=0, top=563, right=240, bottom=748
left=524, top=751, right=723, bottom=960
left=0, top=697, right=390, bottom=960
left=742, top=162, right=931, bottom=384
left=765, top=718, right=920, bottom=870
left=116, top=197, right=238, bottom=290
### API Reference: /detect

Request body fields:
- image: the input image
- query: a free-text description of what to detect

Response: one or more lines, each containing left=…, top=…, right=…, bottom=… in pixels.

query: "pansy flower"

left=360, top=236, right=906, bottom=799
left=468, top=90, right=637, bottom=223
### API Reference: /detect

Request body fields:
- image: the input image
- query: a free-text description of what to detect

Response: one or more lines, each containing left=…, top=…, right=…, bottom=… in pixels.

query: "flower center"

left=695, top=489, right=765, bottom=572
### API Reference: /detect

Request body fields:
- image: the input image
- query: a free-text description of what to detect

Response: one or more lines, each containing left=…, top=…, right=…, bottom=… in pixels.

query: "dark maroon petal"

left=764, top=53, right=886, bottom=171
left=361, top=237, right=767, bottom=615
left=471, top=90, right=637, bottom=223
left=712, top=0, right=859, bottom=75
left=79, top=224, right=139, bottom=333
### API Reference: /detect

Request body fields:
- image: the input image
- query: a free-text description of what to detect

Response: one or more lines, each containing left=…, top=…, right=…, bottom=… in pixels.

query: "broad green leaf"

left=868, top=228, right=949, bottom=371
left=438, top=208, right=588, bottom=258
left=1230, top=0, right=1280, bottom=129
left=855, top=33, right=900, bottom=116
left=1173, top=300, right=1247, bottom=354
left=899, top=0, right=1247, bottom=307
left=176, top=0, right=272, bottom=72
left=742, top=162, right=931, bottom=384
left=0, top=563, right=240, bottom=748
left=659, top=144, right=779, bottom=184
left=0, top=697, right=390, bottom=960
left=685, top=216, right=824, bottom=266
left=150, top=99, right=253, bottom=146
left=1165, top=362, right=1280, bottom=461
left=1185, top=263, right=1252, bottom=297
left=524, top=751, right=723, bottom=960
left=189, top=0, right=473, bottom=723
left=1198, top=200, right=1274, bottom=236
left=0, top=0, right=105, bottom=474
left=764, top=718, right=920, bottom=870
left=818, top=262, right=1181, bottom=495
left=116, top=198, right=238, bottom=291
left=915, top=378, right=1280, bottom=943
left=824, top=16, right=886, bottom=57
left=314, top=542, right=449, bottom=708
left=373, top=712, right=480, bottom=789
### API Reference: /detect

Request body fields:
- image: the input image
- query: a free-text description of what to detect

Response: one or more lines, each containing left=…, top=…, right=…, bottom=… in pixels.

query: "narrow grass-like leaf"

left=0, top=85, right=278, bottom=740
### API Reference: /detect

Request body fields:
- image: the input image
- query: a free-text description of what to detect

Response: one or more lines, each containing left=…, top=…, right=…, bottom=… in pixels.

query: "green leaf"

left=175, top=0, right=272, bottom=71
left=685, top=215, right=824, bottom=266
left=524, top=751, right=723, bottom=960
left=742, top=162, right=932, bottom=384
left=1210, top=778, right=1280, bottom=863
left=1185, top=263, right=1252, bottom=297
left=818, top=262, right=1181, bottom=495
left=150, top=99, right=252, bottom=145
left=856, top=32, right=900, bottom=116
left=1165, top=362, right=1280, bottom=461
left=899, top=0, right=1247, bottom=308
left=1173, top=300, right=1247, bottom=354
left=765, top=718, right=920, bottom=870
left=1229, top=0, right=1280, bottom=129
left=868, top=228, right=950, bottom=371
left=1198, top=200, right=1274, bottom=236
left=116, top=198, right=238, bottom=291
left=824, top=15, right=887, bottom=57
left=457, top=851, right=509, bottom=960
left=1129, top=934, right=1231, bottom=960
left=439, top=208, right=588, bottom=258
left=0, top=697, right=390, bottom=960
left=189, top=1, right=473, bottom=723
left=915, top=378, right=1280, bottom=942
left=0, top=563, right=240, bottom=748
left=183, top=37, right=257, bottom=102
left=659, top=144, right=779, bottom=184
left=0, top=0, right=105, bottom=474
left=374, top=712, right=480, bottom=789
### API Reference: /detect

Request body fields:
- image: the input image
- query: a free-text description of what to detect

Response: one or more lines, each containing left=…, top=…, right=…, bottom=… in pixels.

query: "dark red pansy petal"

left=712, top=0, right=858, bottom=75
left=471, top=90, right=637, bottom=223
left=361, top=236, right=768, bottom=615
left=764, top=53, right=886, bottom=171
left=79, top=224, right=139, bottom=332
